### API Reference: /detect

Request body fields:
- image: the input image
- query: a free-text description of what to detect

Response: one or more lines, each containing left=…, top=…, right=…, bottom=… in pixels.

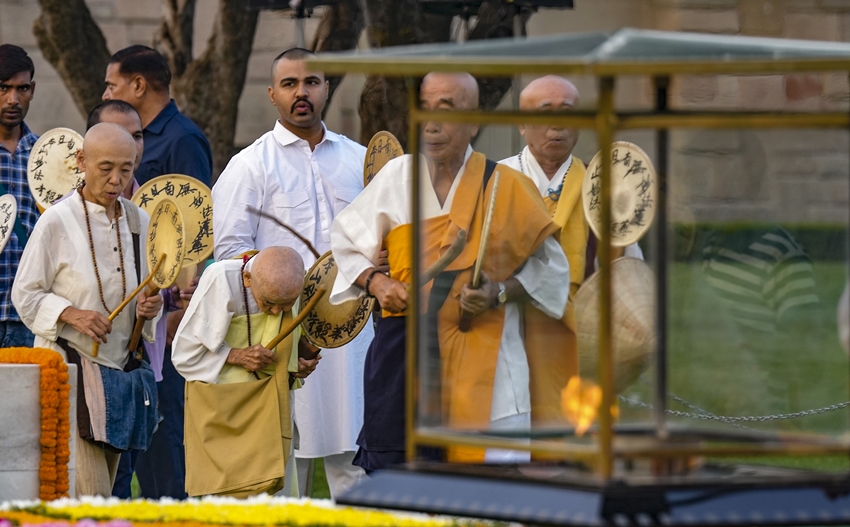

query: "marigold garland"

left=1, top=497, right=493, bottom=527
left=0, top=347, right=72, bottom=500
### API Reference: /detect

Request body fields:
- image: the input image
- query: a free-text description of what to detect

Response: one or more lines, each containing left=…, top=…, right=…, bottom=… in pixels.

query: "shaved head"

left=519, top=75, right=579, bottom=111
left=244, top=246, right=304, bottom=316
left=421, top=72, right=479, bottom=111
left=518, top=76, right=580, bottom=177
left=78, top=123, right=137, bottom=211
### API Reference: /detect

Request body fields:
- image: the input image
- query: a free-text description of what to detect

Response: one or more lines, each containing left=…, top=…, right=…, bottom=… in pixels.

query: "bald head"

left=245, top=246, right=305, bottom=316
left=519, top=75, right=579, bottom=111
left=421, top=72, right=479, bottom=111
left=518, top=76, right=580, bottom=176
left=77, top=123, right=137, bottom=209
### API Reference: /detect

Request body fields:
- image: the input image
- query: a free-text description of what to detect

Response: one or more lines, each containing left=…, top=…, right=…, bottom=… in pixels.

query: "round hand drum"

left=27, top=128, right=84, bottom=211
left=582, top=141, right=657, bottom=248
left=132, top=174, right=213, bottom=266
left=0, top=194, right=17, bottom=253
left=364, top=131, right=404, bottom=186
left=300, top=251, right=375, bottom=349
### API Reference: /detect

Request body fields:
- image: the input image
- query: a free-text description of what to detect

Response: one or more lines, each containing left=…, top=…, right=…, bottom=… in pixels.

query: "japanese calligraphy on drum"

left=301, top=251, right=375, bottom=348
left=364, top=131, right=404, bottom=186
left=582, top=141, right=657, bottom=247
left=0, top=194, right=17, bottom=253
left=26, top=128, right=84, bottom=210
left=147, top=198, right=186, bottom=290
left=132, top=174, right=213, bottom=265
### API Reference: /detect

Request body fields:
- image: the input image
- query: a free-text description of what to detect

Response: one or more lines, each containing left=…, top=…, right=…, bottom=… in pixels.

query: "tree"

left=33, top=0, right=258, bottom=175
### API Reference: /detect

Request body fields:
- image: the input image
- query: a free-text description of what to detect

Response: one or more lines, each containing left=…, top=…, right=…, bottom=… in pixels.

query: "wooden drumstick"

left=421, top=230, right=467, bottom=285
left=459, top=171, right=500, bottom=333
left=92, top=255, right=164, bottom=357
left=127, top=256, right=173, bottom=354
left=248, top=207, right=320, bottom=259
left=265, top=287, right=327, bottom=350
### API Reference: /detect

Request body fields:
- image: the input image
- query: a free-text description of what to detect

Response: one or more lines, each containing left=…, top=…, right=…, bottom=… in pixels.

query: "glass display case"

left=310, top=29, right=850, bottom=525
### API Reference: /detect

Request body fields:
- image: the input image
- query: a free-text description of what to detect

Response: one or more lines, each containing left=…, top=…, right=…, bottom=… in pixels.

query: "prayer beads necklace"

left=241, top=255, right=253, bottom=347
left=518, top=149, right=572, bottom=202
left=79, top=184, right=126, bottom=313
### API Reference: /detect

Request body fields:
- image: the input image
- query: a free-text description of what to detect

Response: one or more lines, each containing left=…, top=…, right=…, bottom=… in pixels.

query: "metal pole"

left=596, top=76, right=616, bottom=480
left=405, top=78, right=421, bottom=462
left=295, top=6, right=306, bottom=48
left=653, top=75, right=670, bottom=441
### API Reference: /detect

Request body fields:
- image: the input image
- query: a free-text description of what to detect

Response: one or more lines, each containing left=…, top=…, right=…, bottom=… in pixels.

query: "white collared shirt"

left=213, top=120, right=366, bottom=264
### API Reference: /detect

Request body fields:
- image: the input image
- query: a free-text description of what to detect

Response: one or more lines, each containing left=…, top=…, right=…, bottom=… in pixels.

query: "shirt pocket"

left=332, top=187, right=361, bottom=216
left=272, top=190, right=313, bottom=239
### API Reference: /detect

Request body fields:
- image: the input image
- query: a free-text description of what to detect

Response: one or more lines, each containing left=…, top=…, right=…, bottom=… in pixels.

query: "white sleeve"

left=12, top=217, right=71, bottom=341
left=513, top=235, right=570, bottom=319
left=625, top=242, right=644, bottom=260
left=213, top=155, right=262, bottom=260
left=171, top=266, right=236, bottom=383
left=330, top=158, right=409, bottom=305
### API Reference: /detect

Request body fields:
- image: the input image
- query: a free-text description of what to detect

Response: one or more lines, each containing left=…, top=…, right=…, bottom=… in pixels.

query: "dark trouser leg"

left=112, top=449, right=141, bottom=498
left=0, top=320, right=34, bottom=348
left=134, top=346, right=187, bottom=499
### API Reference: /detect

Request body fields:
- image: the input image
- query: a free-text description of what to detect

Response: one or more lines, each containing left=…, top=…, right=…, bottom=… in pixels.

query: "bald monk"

left=13, top=123, right=164, bottom=496
left=331, top=72, right=569, bottom=467
left=172, top=246, right=320, bottom=497
left=499, top=76, right=642, bottom=424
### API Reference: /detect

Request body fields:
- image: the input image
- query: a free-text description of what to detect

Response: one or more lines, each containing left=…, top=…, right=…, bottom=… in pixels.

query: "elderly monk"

left=172, top=246, right=320, bottom=497
left=13, top=122, right=163, bottom=497
left=331, top=72, right=569, bottom=468
left=500, top=75, right=643, bottom=424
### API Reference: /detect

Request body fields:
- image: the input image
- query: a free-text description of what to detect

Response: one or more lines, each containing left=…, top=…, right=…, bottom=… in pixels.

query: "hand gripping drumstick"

left=92, top=256, right=165, bottom=357
left=459, top=170, right=500, bottom=333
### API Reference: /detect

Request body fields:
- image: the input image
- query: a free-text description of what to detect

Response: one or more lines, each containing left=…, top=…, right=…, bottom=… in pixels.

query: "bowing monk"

left=499, top=75, right=643, bottom=424
left=330, top=72, right=570, bottom=468
left=172, top=246, right=320, bottom=497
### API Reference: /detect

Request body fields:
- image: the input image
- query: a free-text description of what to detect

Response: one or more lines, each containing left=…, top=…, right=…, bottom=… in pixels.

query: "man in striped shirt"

left=0, top=44, right=38, bottom=348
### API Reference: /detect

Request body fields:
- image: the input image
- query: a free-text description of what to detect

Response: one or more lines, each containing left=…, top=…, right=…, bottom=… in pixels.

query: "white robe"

left=331, top=146, right=570, bottom=422
left=12, top=191, right=159, bottom=370
left=212, top=121, right=372, bottom=458
left=500, top=146, right=644, bottom=262
left=171, top=258, right=299, bottom=383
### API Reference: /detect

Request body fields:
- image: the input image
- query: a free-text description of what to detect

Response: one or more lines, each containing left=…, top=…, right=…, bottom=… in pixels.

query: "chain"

left=620, top=394, right=850, bottom=424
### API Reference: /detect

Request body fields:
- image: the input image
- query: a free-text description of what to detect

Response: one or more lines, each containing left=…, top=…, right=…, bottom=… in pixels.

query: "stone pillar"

left=0, top=364, right=77, bottom=500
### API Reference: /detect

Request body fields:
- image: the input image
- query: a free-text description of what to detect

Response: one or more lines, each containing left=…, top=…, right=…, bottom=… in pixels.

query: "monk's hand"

left=136, top=290, right=163, bottom=320
left=59, top=306, right=112, bottom=344
left=227, top=345, right=276, bottom=372
left=377, top=248, right=390, bottom=274
left=295, top=353, right=322, bottom=379
left=460, top=272, right=498, bottom=316
left=174, top=276, right=200, bottom=304
left=371, top=273, right=408, bottom=314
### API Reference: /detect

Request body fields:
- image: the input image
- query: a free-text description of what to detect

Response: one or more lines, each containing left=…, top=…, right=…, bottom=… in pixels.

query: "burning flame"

left=560, top=376, right=619, bottom=436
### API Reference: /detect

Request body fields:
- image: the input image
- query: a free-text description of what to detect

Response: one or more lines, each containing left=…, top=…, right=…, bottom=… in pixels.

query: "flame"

left=560, top=376, right=619, bottom=436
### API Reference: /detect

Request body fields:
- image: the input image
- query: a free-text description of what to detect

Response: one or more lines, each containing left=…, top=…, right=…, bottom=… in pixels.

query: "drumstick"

left=265, top=286, right=327, bottom=350
left=91, top=255, right=165, bottom=357
left=248, top=207, right=321, bottom=259
left=421, top=230, right=467, bottom=285
left=126, top=254, right=174, bottom=354
left=459, top=171, right=500, bottom=333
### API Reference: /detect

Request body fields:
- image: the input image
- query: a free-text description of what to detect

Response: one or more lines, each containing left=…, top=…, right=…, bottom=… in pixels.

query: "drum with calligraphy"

left=582, top=141, right=657, bottom=248
left=0, top=194, right=17, bottom=253
left=132, top=174, right=213, bottom=266
left=363, top=131, right=404, bottom=187
left=300, top=251, right=375, bottom=348
left=27, top=128, right=84, bottom=211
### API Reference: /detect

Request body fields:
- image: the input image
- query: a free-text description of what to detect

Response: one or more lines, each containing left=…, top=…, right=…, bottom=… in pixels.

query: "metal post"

left=596, top=76, right=616, bottom=480
left=653, top=75, right=670, bottom=441
left=405, top=78, right=421, bottom=462
left=294, top=5, right=307, bottom=48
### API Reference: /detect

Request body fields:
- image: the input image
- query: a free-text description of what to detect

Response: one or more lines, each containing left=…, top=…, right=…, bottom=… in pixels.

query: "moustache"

left=1, top=105, right=22, bottom=113
left=291, top=99, right=314, bottom=113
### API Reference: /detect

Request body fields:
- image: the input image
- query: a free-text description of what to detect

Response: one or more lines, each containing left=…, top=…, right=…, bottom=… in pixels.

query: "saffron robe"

left=332, top=148, right=568, bottom=462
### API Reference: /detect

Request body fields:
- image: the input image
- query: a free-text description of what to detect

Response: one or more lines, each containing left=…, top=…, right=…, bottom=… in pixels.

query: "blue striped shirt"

left=0, top=122, right=40, bottom=322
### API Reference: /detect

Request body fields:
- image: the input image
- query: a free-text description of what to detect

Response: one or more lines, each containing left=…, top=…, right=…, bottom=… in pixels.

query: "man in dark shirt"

left=102, top=45, right=212, bottom=499
left=0, top=44, right=38, bottom=348
left=103, top=45, right=212, bottom=187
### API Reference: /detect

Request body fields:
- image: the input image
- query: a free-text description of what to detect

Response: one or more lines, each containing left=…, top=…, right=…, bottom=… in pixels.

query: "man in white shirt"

left=212, top=48, right=370, bottom=498
left=499, top=75, right=642, bottom=425
left=330, top=72, right=570, bottom=467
